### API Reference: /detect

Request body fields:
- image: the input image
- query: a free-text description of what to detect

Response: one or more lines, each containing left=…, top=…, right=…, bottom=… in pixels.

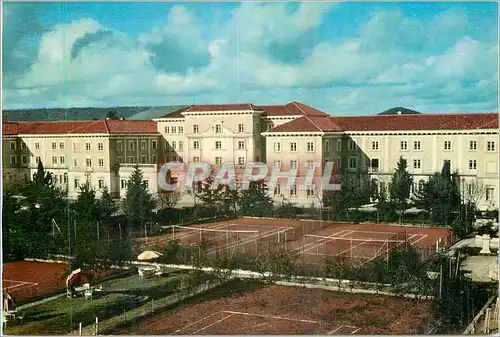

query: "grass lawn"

left=5, top=269, right=183, bottom=335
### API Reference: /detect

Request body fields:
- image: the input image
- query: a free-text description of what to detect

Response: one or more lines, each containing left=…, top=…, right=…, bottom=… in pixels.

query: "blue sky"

left=2, top=1, right=498, bottom=115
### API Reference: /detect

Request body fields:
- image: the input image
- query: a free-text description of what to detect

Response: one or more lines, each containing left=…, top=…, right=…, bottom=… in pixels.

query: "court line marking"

left=222, top=310, right=325, bottom=324
left=301, top=230, right=356, bottom=254
left=172, top=312, right=221, bottom=334
left=191, top=313, right=236, bottom=334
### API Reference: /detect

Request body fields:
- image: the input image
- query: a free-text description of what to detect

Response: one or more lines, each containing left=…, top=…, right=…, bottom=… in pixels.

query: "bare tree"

left=464, top=180, right=486, bottom=206
left=158, top=191, right=182, bottom=209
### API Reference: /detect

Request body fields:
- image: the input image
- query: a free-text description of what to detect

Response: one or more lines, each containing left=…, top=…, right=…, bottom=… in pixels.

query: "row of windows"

left=120, top=179, right=149, bottom=189
left=395, top=140, right=496, bottom=152
left=165, top=123, right=246, bottom=135
left=116, top=140, right=157, bottom=151
left=273, top=184, right=315, bottom=197
left=9, top=140, right=158, bottom=152
left=273, top=141, right=315, bottom=153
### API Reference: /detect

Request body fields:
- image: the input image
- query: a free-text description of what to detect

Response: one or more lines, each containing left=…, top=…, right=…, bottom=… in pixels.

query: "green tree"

left=122, top=165, right=157, bottom=233
left=238, top=181, right=274, bottom=217
left=414, top=160, right=461, bottom=228
left=389, top=157, right=413, bottom=223
left=338, top=170, right=371, bottom=220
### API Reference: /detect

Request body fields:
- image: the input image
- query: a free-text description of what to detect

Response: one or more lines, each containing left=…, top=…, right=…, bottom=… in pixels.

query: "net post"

left=350, top=237, right=352, bottom=259
left=199, top=227, right=202, bottom=243
left=173, top=225, right=175, bottom=240
left=316, top=236, right=319, bottom=255
left=303, top=234, right=306, bottom=256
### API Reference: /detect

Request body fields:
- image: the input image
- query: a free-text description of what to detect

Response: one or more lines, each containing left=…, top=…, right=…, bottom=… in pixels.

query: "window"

left=273, top=160, right=281, bottom=169
left=21, top=142, right=26, bottom=150
left=274, top=141, right=281, bottom=152
left=129, top=157, right=136, bottom=163
left=36, top=156, right=41, bottom=164
left=487, top=141, right=496, bottom=152
left=193, top=156, right=200, bottom=163
left=121, top=180, right=127, bottom=189
left=290, top=142, right=297, bottom=152
left=371, top=158, right=379, bottom=172
left=22, top=155, right=27, bottom=164
left=238, top=140, right=245, bottom=149
left=274, top=184, right=281, bottom=195
left=172, top=126, right=177, bottom=134
left=52, top=142, right=57, bottom=150
left=73, top=158, right=78, bottom=167
left=193, top=141, right=200, bottom=149
left=52, top=156, right=57, bottom=165
left=98, top=179, right=105, bottom=189
left=336, top=139, right=342, bottom=151
left=74, top=179, right=80, bottom=189
left=116, top=141, right=123, bottom=151
left=324, top=140, right=330, bottom=153
left=305, top=160, right=314, bottom=170
left=486, top=187, right=495, bottom=201
left=444, top=141, right=452, bottom=151
left=215, top=157, right=222, bottom=165
left=178, top=126, right=184, bottom=134
left=413, top=159, right=421, bottom=170
left=348, top=156, right=357, bottom=170
left=86, top=142, right=91, bottom=151
left=215, top=124, right=222, bottom=134
left=371, top=141, right=379, bottom=151
left=348, top=140, right=356, bottom=151
left=9, top=142, right=15, bottom=151
left=152, top=155, right=157, bottom=163
left=140, top=156, right=146, bottom=164
left=141, top=140, right=147, bottom=150
left=238, top=157, right=245, bottom=165
left=193, top=125, right=199, bottom=133
left=179, top=156, right=183, bottom=162
left=215, top=141, right=222, bottom=150
left=86, top=158, right=92, bottom=167
left=60, top=156, right=65, bottom=165
left=469, top=159, right=477, bottom=170
left=98, top=142, right=104, bottom=151
left=172, top=141, right=177, bottom=150
left=59, top=142, right=65, bottom=150
left=413, top=141, right=421, bottom=150
left=35, top=142, right=40, bottom=150
left=336, top=157, right=342, bottom=169
left=118, top=157, right=123, bottom=164
left=179, top=141, right=184, bottom=151
left=10, top=156, right=16, bottom=165
left=418, top=180, right=425, bottom=191
left=238, top=124, right=244, bottom=133
left=400, top=141, right=408, bottom=151
left=165, top=126, right=170, bottom=134
left=306, top=186, right=315, bottom=197
left=63, top=174, right=68, bottom=184
left=470, top=140, right=477, bottom=151
left=142, top=180, right=149, bottom=188
left=129, top=141, right=135, bottom=150
left=307, top=142, right=315, bottom=152
left=290, top=184, right=297, bottom=196
left=290, top=160, right=298, bottom=170
left=172, top=155, right=177, bottom=161
left=99, top=158, right=104, bottom=167
left=151, top=140, right=157, bottom=150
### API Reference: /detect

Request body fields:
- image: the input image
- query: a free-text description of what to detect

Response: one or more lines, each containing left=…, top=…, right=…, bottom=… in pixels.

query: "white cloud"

left=3, top=3, right=498, bottom=114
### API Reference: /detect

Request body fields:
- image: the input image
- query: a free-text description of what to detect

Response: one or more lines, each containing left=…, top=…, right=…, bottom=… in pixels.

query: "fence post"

left=94, top=317, right=98, bottom=335
left=79, top=322, right=82, bottom=336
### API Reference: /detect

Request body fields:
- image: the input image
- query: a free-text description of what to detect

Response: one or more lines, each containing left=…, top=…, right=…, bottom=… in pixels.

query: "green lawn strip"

left=5, top=273, right=182, bottom=335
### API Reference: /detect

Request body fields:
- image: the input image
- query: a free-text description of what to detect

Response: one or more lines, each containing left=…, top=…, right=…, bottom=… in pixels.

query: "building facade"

left=2, top=103, right=498, bottom=211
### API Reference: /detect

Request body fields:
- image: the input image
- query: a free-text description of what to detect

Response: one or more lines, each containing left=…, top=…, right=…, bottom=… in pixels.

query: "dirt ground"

left=2, top=261, right=117, bottom=303
left=112, top=282, right=434, bottom=335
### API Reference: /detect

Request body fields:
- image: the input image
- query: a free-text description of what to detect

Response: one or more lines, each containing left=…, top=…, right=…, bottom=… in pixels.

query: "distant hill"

left=378, top=107, right=422, bottom=115
left=2, top=106, right=183, bottom=122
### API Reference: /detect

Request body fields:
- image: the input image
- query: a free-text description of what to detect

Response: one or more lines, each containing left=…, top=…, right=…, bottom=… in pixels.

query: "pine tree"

left=389, top=157, right=413, bottom=223
left=238, top=180, right=274, bottom=217
left=122, top=165, right=156, bottom=232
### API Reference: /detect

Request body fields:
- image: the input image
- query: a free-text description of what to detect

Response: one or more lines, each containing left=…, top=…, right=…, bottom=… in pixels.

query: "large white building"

left=2, top=102, right=498, bottom=211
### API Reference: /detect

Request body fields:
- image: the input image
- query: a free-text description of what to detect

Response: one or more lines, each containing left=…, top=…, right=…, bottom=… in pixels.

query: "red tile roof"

left=331, top=113, right=498, bottom=132
left=268, top=116, right=342, bottom=133
left=267, top=113, right=498, bottom=133
left=159, top=101, right=329, bottom=118
left=2, top=120, right=158, bottom=135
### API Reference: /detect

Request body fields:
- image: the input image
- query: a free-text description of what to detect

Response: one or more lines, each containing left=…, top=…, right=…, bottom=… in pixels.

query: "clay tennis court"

left=136, top=217, right=453, bottom=265
left=2, top=261, right=119, bottom=303
left=111, top=283, right=434, bottom=335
